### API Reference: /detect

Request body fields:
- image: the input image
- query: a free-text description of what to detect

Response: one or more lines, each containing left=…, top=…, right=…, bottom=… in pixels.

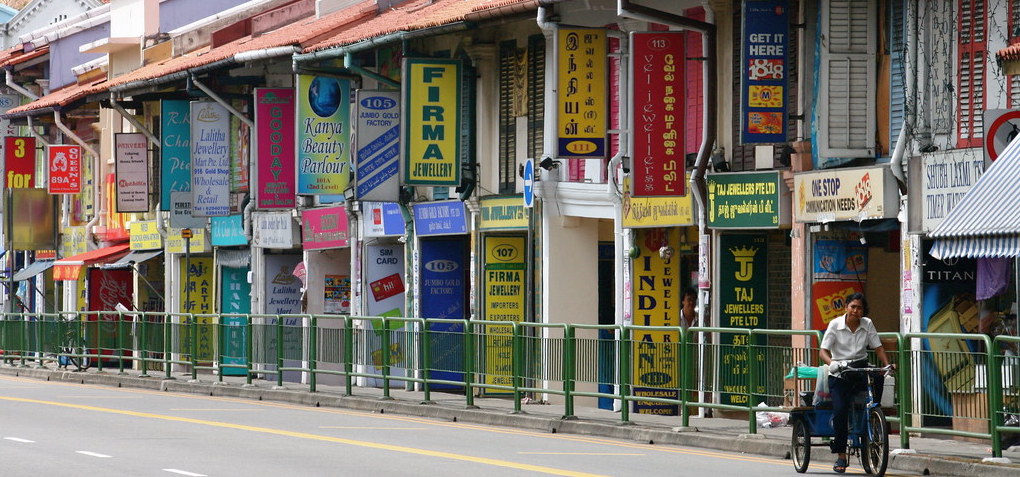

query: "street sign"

left=523, top=158, right=535, bottom=208
left=985, top=109, right=1020, bottom=163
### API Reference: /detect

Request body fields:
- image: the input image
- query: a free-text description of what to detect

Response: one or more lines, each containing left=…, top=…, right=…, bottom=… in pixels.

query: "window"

left=818, top=0, right=876, bottom=164
left=498, top=36, right=545, bottom=194
left=956, top=0, right=986, bottom=148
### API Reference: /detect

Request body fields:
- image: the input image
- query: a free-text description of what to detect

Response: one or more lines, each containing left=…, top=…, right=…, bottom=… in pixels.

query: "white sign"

left=190, top=100, right=231, bottom=217
left=115, top=133, right=150, bottom=212
left=169, top=190, right=208, bottom=229
left=793, top=166, right=898, bottom=223
left=355, top=90, right=401, bottom=201
left=920, top=151, right=985, bottom=233
left=252, top=211, right=297, bottom=248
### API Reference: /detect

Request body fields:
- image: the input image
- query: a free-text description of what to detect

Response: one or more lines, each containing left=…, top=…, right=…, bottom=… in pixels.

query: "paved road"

left=0, top=374, right=915, bottom=476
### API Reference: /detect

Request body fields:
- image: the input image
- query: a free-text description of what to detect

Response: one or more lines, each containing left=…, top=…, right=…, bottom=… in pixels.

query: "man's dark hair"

left=683, top=288, right=697, bottom=300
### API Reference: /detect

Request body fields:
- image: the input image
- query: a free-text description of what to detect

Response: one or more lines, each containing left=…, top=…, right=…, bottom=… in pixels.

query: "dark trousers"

left=828, top=371, right=884, bottom=454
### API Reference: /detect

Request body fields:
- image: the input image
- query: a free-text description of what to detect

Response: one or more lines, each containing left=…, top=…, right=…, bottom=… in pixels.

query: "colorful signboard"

left=402, top=59, right=461, bottom=185
left=622, top=176, right=694, bottom=228
left=210, top=215, right=247, bottom=246
left=252, top=211, right=295, bottom=248
left=479, top=196, right=528, bottom=230
left=921, top=152, right=985, bottom=232
left=129, top=220, right=162, bottom=250
left=811, top=281, right=864, bottom=330
left=180, top=256, right=214, bottom=361
left=190, top=101, right=231, bottom=217
left=297, top=74, right=351, bottom=194
left=707, top=171, right=788, bottom=228
left=412, top=200, right=468, bottom=236
left=166, top=228, right=209, bottom=254
left=631, top=228, right=680, bottom=415
left=220, top=266, right=251, bottom=376
left=365, top=244, right=405, bottom=317
left=557, top=28, right=607, bottom=158
left=301, top=205, right=350, bottom=249
left=794, top=166, right=898, bottom=223
left=482, top=235, right=525, bottom=390
left=160, top=100, right=191, bottom=211
left=813, top=239, right=868, bottom=281
left=741, top=0, right=789, bottom=143
left=363, top=202, right=405, bottom=237
left=355, top=90, right=400, bottom=200
left=255, top=88, right=296, bottom=208
left=718, top=233, right=768, bottom=406
left=114, top=133, right=149, bottom=212
left=631, top=31, right=685, bottom=197
left=324, top=275, right=351, bottom=314
left=5, top=136, right=35, bottom=188
left=47, top=145, right=82, bottom=194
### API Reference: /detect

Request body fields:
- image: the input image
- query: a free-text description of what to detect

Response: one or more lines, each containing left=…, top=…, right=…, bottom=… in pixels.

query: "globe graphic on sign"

left=308, top=76, right=341, bottom=117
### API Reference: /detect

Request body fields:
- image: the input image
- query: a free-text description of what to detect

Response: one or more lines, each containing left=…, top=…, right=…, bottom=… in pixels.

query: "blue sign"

left=523, top=158, right=535, bottom=208
left=220, top=266, right=251, bottom=376
left=160, top=100, right=191, bottom=211
left=741, top=0, right=789, bottom=143
left=412, top=200, right=467, bottom=236
left=420, top=237, right=468, bottom=388
left=210, top=215, right=247, bottom=246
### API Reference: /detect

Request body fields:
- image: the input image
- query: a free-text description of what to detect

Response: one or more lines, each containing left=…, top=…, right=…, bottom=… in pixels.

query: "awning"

left=52, top=244, right=131, bottom=281
left=930, top=136, right=1020, bottom=259
left=102, top=250, right=163, bottom=269
left=12, top=260, right=55, bottom=282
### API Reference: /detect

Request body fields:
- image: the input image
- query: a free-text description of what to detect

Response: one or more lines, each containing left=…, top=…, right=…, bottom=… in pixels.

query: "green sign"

left=707, top=171, right=782, bottom=228
left=717, top=233, right=768, bottom=406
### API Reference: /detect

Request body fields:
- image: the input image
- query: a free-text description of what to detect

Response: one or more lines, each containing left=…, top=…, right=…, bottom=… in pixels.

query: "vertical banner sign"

left=256, top=88, right=296, bottom=208
left=231, top=105, right=250, bottom=192
left=355, top=90, right=401, bottom=200
left=631, top=31, right=686, bottom=197
left=220, top=266, right=251, bottom=376
left=631, top=228, right=680, bottom=415
left=114, top=133, right=150, bottom=212
left=297, top=75, right=351, bottom=194
left=190, top=101, right=231, bottom=216
left=87, top=268, right=134, bottom=360
left=557, top=28, right=607, bottom=158
left=264, top=254, right=303, bottom=382
left=366, top=244, right=405, bottom=317
left=160, top=100, right=191, bottom=211
left=402, top=59, right=462, bottom=185
left=47, top=145, right=82, bottom=194
left=718, top=233, right=768, bottom=406
left=180, top=256, right=214, bottom=361
left=5, top=136, right=35, bottom=188
left=420, top=237, right=468, bottom=387
left=482, top=235, right=526, bottom=392
left=741, top=0, right=789, bottom=143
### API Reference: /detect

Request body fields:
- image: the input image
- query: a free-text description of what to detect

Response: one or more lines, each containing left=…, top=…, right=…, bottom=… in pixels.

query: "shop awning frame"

left=12, top=259, right=55, bottom=282
left=52, top=244, right=131, bottom=280
left=102, top=250, right=163, bottom=269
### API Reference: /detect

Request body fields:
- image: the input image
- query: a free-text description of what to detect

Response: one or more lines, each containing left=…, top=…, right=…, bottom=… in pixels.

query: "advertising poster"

left=5, top=136, right=35, bottom=188
left=420, top=238, right=468, bottom=387
left=355, top=90, right=400, bottom=200
left=115, top=133, right=150, bottom=212
left=811, top=281, right=864, bottom=330
left=631, top=31, right=685, bottom=196
left=741, top=0, right=789, bottom=143
left=402, top=59, right=461, bottom=185
left=11, top=188, right=55, bottom=250
left=364, top=244, right=406, bottom=386
left=557, top=28, right=607, bottom=158
left=220, top=266, right=251, bottom=376
left=297, top=74, right=351, bottom=194
left=363, top=202, right=405, bottom=237
left=813, top=239, right=868, bottom=280
left=87, top=268, right=134, bottom=361
left=160, top=100, right=191, bottom=211
left=190, top=101, right=231, bottom=216
left=794, top=167, right=896, bottom=223
left=47, top=145, right=82, bottom=194
left=324, top=275, right=351, bottom=314
left=718, top=233, right=768, bottom=406
left=921, top=242, right=978, bottom=401
left=631, top=228, right=681, bottom=415
left=180, top=256, right=214, bottom=361
left=255, top=88, right=295, bottom=208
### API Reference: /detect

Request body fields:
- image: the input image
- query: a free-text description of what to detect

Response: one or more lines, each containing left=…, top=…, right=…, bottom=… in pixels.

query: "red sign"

left=370, top=273, right=405, bottom=302
left=4, top=136, right=35, bottom=188
left=810, top=281, right=864, bottom=330
left=47, top=145, right=82, bottom=194
left=256, top=88, right=296, bottom=208
left=631, top=32, right=685, bottom=197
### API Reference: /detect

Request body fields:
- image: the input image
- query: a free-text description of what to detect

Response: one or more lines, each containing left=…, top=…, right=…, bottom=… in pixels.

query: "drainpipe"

left=888, top=0, right=914, bottom=191
left=536, top=5, right=557, bottom=181
left=26, top=116, right=49, bottom=146
left=109, top=97, right=159, bottom=145
left=344, top=53, right=399, bottom=89
left=53, top=110, right=102, bottom=245
left=189, top=74, right=253, bottom=127
left=5, top=69, right=38, bottom=101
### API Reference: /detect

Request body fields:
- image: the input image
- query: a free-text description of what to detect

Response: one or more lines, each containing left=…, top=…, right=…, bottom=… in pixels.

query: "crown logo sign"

left=729, top=246, right=759, bottom=258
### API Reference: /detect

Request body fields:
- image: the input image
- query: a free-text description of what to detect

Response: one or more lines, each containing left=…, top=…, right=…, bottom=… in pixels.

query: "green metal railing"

left=1, top=312, right=1017, bottom=456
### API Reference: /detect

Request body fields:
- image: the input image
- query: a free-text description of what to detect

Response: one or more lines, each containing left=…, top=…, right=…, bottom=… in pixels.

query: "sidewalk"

left=2, top=362, right=1019, bottom=476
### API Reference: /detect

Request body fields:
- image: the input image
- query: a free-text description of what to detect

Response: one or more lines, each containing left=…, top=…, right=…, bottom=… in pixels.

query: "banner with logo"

left=631, top=31, right=685, bottom=196
left=403, top=59, right=461, bottom=185
left=297, top=75, right=351, bottom=194
left=718, top=233, right=768, bottom=406
left=115, top=133, right=149, bottom=212
left=557, top=28, right=607, bottom=158
left=160, top=100, right=191, bottom=211
left=256, top=88, right=296, bottom=208
left=355, top=90, right=400, bottom=200
left=741, top=0, right=789, bottom=143
left=48, top=145, right=82, bottom=194
left=794, top=166, right=898, bottom=223
left=190, top=101, right=231, bottom=216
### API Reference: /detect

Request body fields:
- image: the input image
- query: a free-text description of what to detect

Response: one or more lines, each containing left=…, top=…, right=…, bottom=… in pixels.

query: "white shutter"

left=818, top=0, right=876, bottom=159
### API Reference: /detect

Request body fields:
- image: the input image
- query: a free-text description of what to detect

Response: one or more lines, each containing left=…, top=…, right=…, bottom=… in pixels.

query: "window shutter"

left=889, top=0, right=906, bottom=156
left=1011, top=0, right=1020, bottom=108
left=818, top=0, right=876, bottom=160
left=498, top=40, right=518, bottom=194
left=957, top=0, right=986, bottom=148
left=685, top=7, right=705, bottom=156
left=527, top=35, right=545, bottom=164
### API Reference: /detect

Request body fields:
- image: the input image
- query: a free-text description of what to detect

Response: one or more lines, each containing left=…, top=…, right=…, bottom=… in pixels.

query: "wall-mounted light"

left=539, top=157, right=560, bottom=171
left=711, top=147, right=729, bottom=172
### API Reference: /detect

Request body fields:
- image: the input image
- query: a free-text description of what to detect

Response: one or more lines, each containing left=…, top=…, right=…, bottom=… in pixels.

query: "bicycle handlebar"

left=839, top=365, right=895, bottom=375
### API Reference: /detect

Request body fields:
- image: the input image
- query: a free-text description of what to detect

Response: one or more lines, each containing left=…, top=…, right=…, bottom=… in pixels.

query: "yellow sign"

left=483, top=235, right=527, bottom=390
left=166, top=228, right=208, bottom=254
left=180, top=256, right=215, bottom=361
left=557, top=28, right=607, bottom=158
left=403, top=59, right=461, bottom=185
left=479, top=196, right=528, bottom=230
left=129, top=220, right=163, bottom=250
left=631, top=228, right=681, bottom=414
left=60, top=226, right=88, bottom=257
left=622, top=176, right=694, bottom=228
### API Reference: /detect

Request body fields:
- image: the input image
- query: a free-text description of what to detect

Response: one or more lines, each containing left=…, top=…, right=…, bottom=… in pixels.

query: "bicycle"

left=57, top=323, right=91, bottom=372
left=789, top=366, right=892, bottom=476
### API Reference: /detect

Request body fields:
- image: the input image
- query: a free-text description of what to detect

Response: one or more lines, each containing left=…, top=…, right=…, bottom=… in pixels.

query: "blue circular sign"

left=523, top=159, right=535, bottom=207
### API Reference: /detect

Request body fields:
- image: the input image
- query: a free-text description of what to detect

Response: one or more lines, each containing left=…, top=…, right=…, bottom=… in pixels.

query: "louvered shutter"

left=498, top=40, right=517, bottom=194
left=1011, top=1, right=1020, bottom=108
left=528, top=35, right=545, bottom=164
left=818, top=0, right=876, bottom=160
left=957, top=0, right=986, bottom=148
left=889, top=0, right=906, bottom=156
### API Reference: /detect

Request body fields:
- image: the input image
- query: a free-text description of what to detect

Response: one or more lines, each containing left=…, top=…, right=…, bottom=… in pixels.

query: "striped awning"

left=52, top=244, right=130, bottom=281
left=930, top=136, right=1020, bottom=259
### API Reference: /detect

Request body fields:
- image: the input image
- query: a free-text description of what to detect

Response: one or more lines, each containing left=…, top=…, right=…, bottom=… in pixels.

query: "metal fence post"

left=309, top=316, right=318, bottom=393
left=563, top=324, right=575, bottom=419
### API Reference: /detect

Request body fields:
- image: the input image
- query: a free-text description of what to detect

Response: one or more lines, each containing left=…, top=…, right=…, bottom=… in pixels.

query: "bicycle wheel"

left=791, top=418, right=811, bottom=473
left=861, top=407, right=889, bottom=476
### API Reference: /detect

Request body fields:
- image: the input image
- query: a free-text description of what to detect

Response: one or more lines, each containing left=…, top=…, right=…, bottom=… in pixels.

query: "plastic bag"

left=813, top=365, right=831, bottom=406
left=755, top=402, right=790, bottom=428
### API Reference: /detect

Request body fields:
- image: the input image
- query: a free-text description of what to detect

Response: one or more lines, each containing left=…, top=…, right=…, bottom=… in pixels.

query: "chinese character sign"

left=402, top=59, right=461, bottom=186
left=631, top=31, right=685, bottom=196
left=48, top=145, right=82, bottom=194
left=557, top=28, right=607, bottom=158
left=741, top=0, right=789, bottom=143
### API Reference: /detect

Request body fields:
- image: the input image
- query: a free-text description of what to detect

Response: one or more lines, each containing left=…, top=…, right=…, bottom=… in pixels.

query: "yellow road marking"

left=519, top=452, right=644, bottom=456
left=169, top=408, right=260, bottom=412
left=0, top=396, right=605, bottom=477
left=320, top=426, right=426, bottom=430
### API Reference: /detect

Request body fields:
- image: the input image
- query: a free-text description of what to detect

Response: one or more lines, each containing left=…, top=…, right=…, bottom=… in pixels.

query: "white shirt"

left=820, top=314, right=882, bottom=362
